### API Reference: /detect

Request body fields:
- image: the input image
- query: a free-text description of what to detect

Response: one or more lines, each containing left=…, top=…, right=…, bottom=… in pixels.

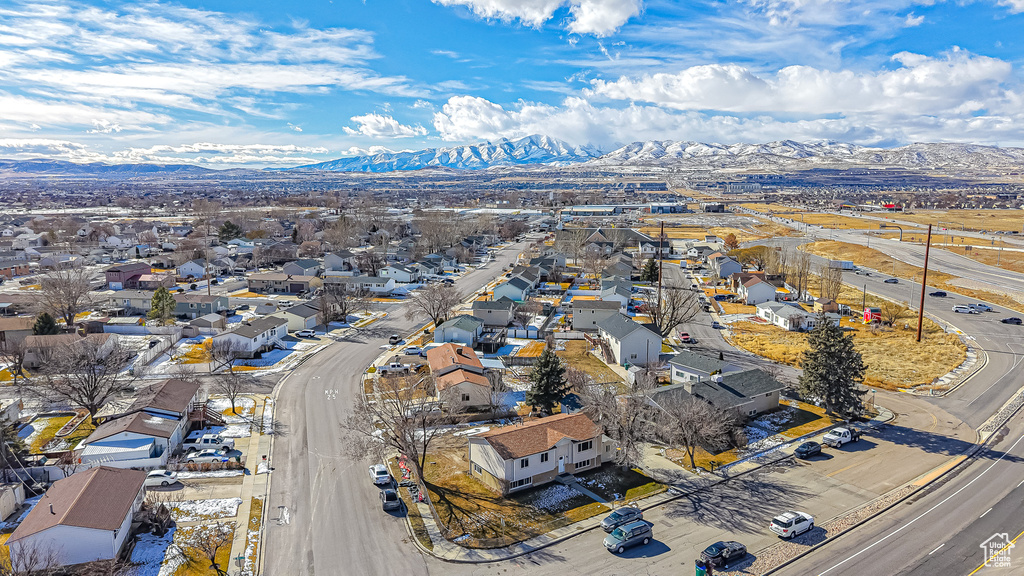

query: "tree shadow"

left=612, top=539, right=672, bottom=558
left=876, top=423, right=1022, bottom=462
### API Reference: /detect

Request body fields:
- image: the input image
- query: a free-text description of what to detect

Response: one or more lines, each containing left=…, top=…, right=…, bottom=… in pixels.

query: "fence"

left=551, top=331, right=587, bottom=340
left=507, top=327, right=539, bottom=339
left=132, top=327, right=183, bottom=372
left=499, top=355, right=537, bottom=367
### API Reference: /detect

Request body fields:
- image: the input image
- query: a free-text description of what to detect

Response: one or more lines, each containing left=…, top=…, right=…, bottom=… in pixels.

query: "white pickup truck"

left=822, top=427, right=860, bottom=448
left=377, top=361, right=411, bottom=375
left=183, top=431, right=235, bottom=453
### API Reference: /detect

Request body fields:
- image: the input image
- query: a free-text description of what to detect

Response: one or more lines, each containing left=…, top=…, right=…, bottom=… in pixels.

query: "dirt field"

left=896, top=209, right=1024, bottom=233
left=738, top=203, right=807, bottom=214
left=872, top=232, right=1024, bottom=274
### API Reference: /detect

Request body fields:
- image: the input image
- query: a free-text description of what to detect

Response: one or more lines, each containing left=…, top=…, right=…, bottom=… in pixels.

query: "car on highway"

left=1001, top=317, right=1023, bottom=325
left=854, top=270, right=871, bottom=276
left=770, top=511, right=814, bottom=539
left=928, top=291, right=947, bottom=297
left=144, top=470, right=178, bottom=488
left=970, top=303, right=992, bottom=312
left=380, top=488, right=402, bottom=511
left=603, top=520, right=652, bottom=554
left=794, top=441, right=822, bottom=459
left=952, top=305, right=976, bottom=314
left=883, top=278, right=899, bottom=284
left=600, top=507, right=643, bottom=533
left=700, top=540, right=748, bottom=568
left=296, top=329, right=316, bottom=338
left=369, top=464, right=391, bottom=485
left=186, top=449, right=230, bottom=464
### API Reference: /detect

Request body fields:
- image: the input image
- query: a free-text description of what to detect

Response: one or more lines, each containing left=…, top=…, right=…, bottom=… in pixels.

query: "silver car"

left=186, top=449, right=230, bottom=464
left=600, top=507, right=643, bottom=533
left=369, top=464, right=391, bottom=485
left=603, top=520, right=652, bottom=553
left=380, top=488, right=402, bottom=511
left=144, top=470, right=178, bottom=488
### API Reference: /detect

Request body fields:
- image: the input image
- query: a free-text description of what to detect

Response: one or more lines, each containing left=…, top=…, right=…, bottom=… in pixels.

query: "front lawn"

left=576, top=466, right=666, bottom=503
left=556, top=340, right=623, bottom=386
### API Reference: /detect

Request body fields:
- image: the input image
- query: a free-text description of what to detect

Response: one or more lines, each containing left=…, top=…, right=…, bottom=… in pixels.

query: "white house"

left=471, top=297, right=516, bottom=327
left=667, top=349, right=741, bottom=385
left=492, top=277, right=531, bottom=302
left=468, top=413, right=606, bottom=495
left=323, top=275, right=395, bottom=295
left=427, top=344, right=492, bottom=409
left=709, top=255, right=743, bottom=279
left=433, top=315, right=485, bottom=346
left=571, top=300, right=621, bottom=331
left=380, top=263, right=421, bottom=283
left=324, top=250, right=358, bottom=273
left=212, top=315, right=288, bottom=358
left=755, top=301, right=838, bottom=332
left=596, top=313, right=662, bottom=366
left=738, top=277, right=778, bottom=305
left=176, top=259, right=210, bottom=279
left=8, top=467, right=147, bottom=571
left=270, top=303, right=320, bottom=332
left=282, top=258, right=321, bottom=277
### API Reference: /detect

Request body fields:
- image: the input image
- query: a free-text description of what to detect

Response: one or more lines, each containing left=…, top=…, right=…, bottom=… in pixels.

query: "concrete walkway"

left=408, top=405, right=895, bottom=563
left=225, top=395, right=273, bottom=574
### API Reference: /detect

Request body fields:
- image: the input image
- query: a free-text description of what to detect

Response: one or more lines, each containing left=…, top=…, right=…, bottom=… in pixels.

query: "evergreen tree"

left=526, top=346, right=569, bottom=415
left=148, top=287, right=177, bottom=325
left=798, top=313, right=867, bottom=417
left=32, top=312, right=59, bottom=335
left=218, top=220, right=245, bottom=242
left=640, top=258, right=659, bottom=283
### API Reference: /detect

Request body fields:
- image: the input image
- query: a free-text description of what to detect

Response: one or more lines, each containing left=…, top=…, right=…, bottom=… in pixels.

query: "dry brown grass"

left=517, top=341, right=545, bottom=358
left=794, top=213, right=879, bottom=229
left=172, top=522, right=237, bottom=576
left=719, top=301, right=757, bottom=315
left=738, top=203, right=807, bottom=214
left=556, top=340, right=623, bottom=385
left=896, top=209, right=1024, bottom=232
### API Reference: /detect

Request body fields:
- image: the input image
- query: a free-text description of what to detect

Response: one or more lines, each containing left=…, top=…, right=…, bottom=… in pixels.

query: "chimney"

left=456, top=347, right=464, bottom=357
left=50, top=504, right=55, bottom=515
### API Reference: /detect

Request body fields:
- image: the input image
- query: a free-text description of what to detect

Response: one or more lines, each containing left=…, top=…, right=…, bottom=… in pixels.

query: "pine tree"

left=32, top=312, right=59, bottom=335
left=148, top=287, right=177, bottom=325
left=798, top=313, right=867, bottom=417
left=526, top=346, right=569, bottom=415
left=640, top=258, right=658, bottom=283
left=218, top=220, right=245, bottom=242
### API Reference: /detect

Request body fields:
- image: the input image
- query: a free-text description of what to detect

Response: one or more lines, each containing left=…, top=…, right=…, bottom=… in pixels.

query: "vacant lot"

left=738, top=203, right=807, bottom=214
left=556, top=340, right=623, bottom=386
left=896, top=209, right=1024, bottom=233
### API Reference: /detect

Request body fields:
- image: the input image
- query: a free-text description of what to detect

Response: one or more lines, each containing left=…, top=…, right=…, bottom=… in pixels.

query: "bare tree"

left=879, top=300, right=911, bottom=326
left=317, top=284, right=372, bottom=326
left=209, top=338, right=244, bottom=373
left=656, top=395, right=738, bottom=471
left=484, top=370, right=511, bottom=416
left=819, top=263, right=844, bottom=302
left=354, top=249, right=386, bottom=276
left=790, top=250, right=812, bottom=301
left=581, top=245, right=608, bottom=279
left=637, top=282, right=701, bottom=338
left=214, top=374, right=247, bottom=414
left=405, top=283, right=464, bottom=328
left=323, top=215, right=360, bottom=249
left=39, top=265, right=94, bottom=328
left=578, top=382, right=655, bottom=470
left=178, top=522, right=234, bottom=576
left=0, top=338, right=28, bottom=387
left=513, top=300, right=542, bottom=328
left=556, top=228, right=590, bottom=265
left=32, top=337, right=135, bottom=423
left=1, top=540, right=61, bottom=576
left=169, top=362, right=201, bottom=385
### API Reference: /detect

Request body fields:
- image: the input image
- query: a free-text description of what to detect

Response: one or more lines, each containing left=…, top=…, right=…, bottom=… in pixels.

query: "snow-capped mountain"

left=290, top=135, right=603, bottom=172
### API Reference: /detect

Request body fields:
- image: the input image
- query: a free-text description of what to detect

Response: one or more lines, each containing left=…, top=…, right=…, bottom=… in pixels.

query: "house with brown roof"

left=426, top=343, right=492, bottom=409
left=23, top=333, right=116, bottom=370
left=467, top=413, right=606, bottom=495
left=0, top=316, right=33, bottom=346
left=7, top=466, right=147, bottom=570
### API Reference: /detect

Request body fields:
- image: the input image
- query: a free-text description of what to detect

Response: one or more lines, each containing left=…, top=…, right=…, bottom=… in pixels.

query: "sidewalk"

left=226, top=395, right=273, bottom=575
left=407, top=405, right=894, bottom=563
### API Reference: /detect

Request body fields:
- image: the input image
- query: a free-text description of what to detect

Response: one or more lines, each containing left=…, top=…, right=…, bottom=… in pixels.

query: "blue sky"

left=2, top=0, right=1024, bottom=166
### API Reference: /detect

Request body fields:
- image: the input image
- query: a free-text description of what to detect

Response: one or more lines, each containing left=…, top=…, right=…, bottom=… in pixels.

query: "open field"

left=638, top=216, right=798, bottom=243
left=737, top=203, right=807, bottom=214
left=872, top=231, right=1024, bottom=274
left=789, top=212, right=885, bottom=229
left=895, top=209, right=1024, bottom=232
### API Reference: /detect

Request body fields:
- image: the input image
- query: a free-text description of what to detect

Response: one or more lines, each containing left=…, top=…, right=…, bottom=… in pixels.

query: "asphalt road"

left=777, top=410, right=1024, bottom=576
left=261, top=239, right=530, bottom=576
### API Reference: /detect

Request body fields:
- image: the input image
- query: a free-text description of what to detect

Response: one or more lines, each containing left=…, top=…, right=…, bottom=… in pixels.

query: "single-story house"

left=596, top=313, right=662, bottom=366
left=212, top=315, right=288, bottom=358
left=667, top=349, right=742, bottom=384
left=24, top=333, right=117, bottom=370
left=757, top=302, right=838, bottom=332
left=282, top=258, right=322, bottom=277
left=434, top=315, right=485, bottom=347
left=270, top=303, right=320, bottom=332
left=108, top=289, right=155, bottom=315
left=651, top=368, right=786, bottom=418
left=813, top=298, right=840, bottom=314
left=324, top=250, right=357, bottom=272
left=104, top=262, right=151, bottom=290
left=380, top=264, right=421, bottom=283
left=248, top=273, right=318, bottom=294
left=471, top=297, right=516, bottom=327
left=189, top=313, right=227, bottom=332
left=571, top=300, right=621, bottom=331
left=0, top=259, right=30, bottom=280
left=136, top=273, right=176, bottom=290
left=7, top=467, right=147, bottom=570
left=0, top=316, right=33, bottom=346
left=176, top=259, right=210, bottom=280
left=738, top=277, right=778, bottom=306
left=174, top=294, right=229, bottom=319
left=468, top=413, right=606, bottom=495
left=492, top=277, right=531, bottom=302
left=322, top=275, right=395, bottom=295
left=427, top=343, right=491, bottom=408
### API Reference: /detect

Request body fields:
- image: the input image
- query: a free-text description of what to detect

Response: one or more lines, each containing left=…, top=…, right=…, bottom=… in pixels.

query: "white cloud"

left=0, top=138, right=331, bottom=166
left=343, top=113, right=428, bottom=138
left=998, top=0, right=1024, bottom=14
left=431, top=0, right=640, bottom=36
left=905, top=13, right=925, bottom=26
left=288, top=123, right=303, bottom=132
left=87, top=119, right=122, bottom=134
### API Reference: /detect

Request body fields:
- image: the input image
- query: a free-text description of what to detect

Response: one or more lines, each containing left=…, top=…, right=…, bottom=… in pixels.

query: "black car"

left=600, top=506, right=643, bottom=533
left=701, top=540, right=748, bottom=568
left=884, top=278, right=899, bottom=284
left=929, top=291, right=947, bottom=297
left=794, top=441, right=822, bottom=459
left=1001, top=317, right=1023, bottom=325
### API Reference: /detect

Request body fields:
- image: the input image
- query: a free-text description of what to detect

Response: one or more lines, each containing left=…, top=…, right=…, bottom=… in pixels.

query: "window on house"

left=630, top=353, right=637, bottom=359
left=577, top=440, right=592, bottom=452
left=461, top=394, right=470, bottom=402
left=510, top=478, right=532, bottom=489
left=575, top=459, right=592, bottom=470
left=473, top=463, right=482, bottom=474
left=748, top=409, right=757, bottom=416
left=540, top=453, right=549, bottom=463
left=520, top=457, right=529, bottom=468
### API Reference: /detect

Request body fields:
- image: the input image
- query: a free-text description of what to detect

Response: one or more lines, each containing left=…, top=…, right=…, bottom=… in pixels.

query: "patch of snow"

left=453, top=426, right=490, bottom=437
left=130, top=528, right=178, bottom=576
left=176, top=470, right=245, bottom=480
left=530, top=484, right=580, bottom=510
left=257, top=461, right=270, bottom=474
left=169, top=497, right=243, bottom=521
left=206, top=423, right=252, bottom=438
left=0, top=495, right=41, bottom=529
left=262, top=399, right=274, bottom=434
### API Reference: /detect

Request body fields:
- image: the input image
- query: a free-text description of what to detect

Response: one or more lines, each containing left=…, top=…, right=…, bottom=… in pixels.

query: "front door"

left=558, top=456, right=565, bottom=474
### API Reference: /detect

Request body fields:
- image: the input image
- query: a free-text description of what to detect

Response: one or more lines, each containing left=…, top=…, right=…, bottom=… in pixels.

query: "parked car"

left=369, top=464, right=391, bottom=485
left=883, top=278, right=899, bottom=284
left=380, top=488, right=402, bottom=511
left=970, top=303, right=992, bottom=312
left=378, top=361, right=411, bottom=375
left=403, top=346, right=425, bottom=357
left=711, top=321, right=722, bottom=329
left=296, top=329, right=316, bottom=337
left=388, top=334, right=402, bottom=345
left=928, top=291, right=947, bottom=297
left=603, top=520, right=653, bottom=553
left=794, top=441, right=822, bottom=459
left=952, top=305, right=975, bottom=314
left=183, top=431, right=235, bottom=453
left=678, top=332, right=693, bottom=344
left=600, top=507, right=643, bottom=533
left=822, top=427, right=860, bottom=448
left=186, top=449, right=230, bottom=464
left=770, top=511, right=814, bottom=539
left=144, top=470, right=178, bottom=488
left=700, top=540, right=748, bottom=568
left=1001, top=317, right=1023, bottom=325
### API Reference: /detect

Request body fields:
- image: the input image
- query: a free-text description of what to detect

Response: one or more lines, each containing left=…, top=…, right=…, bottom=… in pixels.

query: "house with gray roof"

left=493, top=277, right=531, bottom=302
left=667, top=349, right=742, bottom=385
left=434, top=314, right=486, bottom=347
left=596, top=313, right=662, bottom=366
left=212, top=315, right=288, bottom=358
left=271, top=303, right=320, bottom=332
left=572, top=299, right=622, bottom=331
left=471, top=296, right=516, bottom=327
left=650, top=368, right=785, bottom=417
left=283, top=258, right=322, bottom=277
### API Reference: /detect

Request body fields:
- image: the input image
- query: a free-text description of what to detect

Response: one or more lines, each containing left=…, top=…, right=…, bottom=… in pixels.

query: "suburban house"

left=0, top=259, right=30, bottom=280
left=176, top=259, right=210, bottom=280
left=189, top=313, right=227, bottom=332
left=434, top=315, right=485, bottom=347
left=380, top=263, right=421, bottom=283
left=136, top=272, right=176, bottom=290
left=79, top=378, right=205, bottom=467
left=103, top=262, right=152, bottom=290
left=107, top=289, right=155, bottom=315
left=0, top=316, right=33, bottom=346
left=492, top=277, right=531, bottom=302
left=212, top=315, right=288, bottom=358
left=651, top=368, right=786, bottom=418
left=248, top=273, right=318, bottom=294
left=471, top=297, right=516, bottom=327
left=757, top=301, right=838, bottom=332
left=322, top=275, right=395, bottom=295
left=596, top=313, right=662, bottom=366
left=174, top=293, right=229, bottom=319
left=813, top=298, right=840, bottom=314
left=667, top=349, right=742, bottom=384
left=270, top=303, right=320, bottom=332
left=571, top=300, right=621, bottom=331
left=24, top=333, right=117, bottom=370
left=729, top=271, right=766, bottom=292
left=709, top=255, right=743, bottom=279
left=600, top=278, right=632, bottom=308
left=738, top=277, right=778, bottom=305
left=7, top=467, right=147, bottom=570
left=282, top=258, right=322, bottom=277
left=324, top=250, right=358, bottom=272
left=468, top=413, right=606, bottom=495
left=427, top=343, right=491, bottom=408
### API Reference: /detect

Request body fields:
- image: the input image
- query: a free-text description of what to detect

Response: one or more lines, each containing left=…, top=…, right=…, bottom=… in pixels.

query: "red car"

left=678, top=332, right=693, bottom=343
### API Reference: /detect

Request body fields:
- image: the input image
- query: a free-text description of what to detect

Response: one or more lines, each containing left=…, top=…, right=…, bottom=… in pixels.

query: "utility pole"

left=916, top=224, right=932, bottom=343
left=657, top=220, right=664, bottom=314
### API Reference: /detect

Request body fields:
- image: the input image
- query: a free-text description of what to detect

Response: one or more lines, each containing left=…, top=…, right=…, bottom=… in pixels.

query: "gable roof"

left=426, top=342, right=484, bottom=373
left=281, top=303, right=319, bottom=319
left=225, top=315, right=288, bottom=338
left=86, top=411, right=180, bottom=442
left=9, top=467, right=146, bottom=541
left=668, top=349, right=730, bottom=374
left=572, top=299, right=621, bottom=311
left=477, top=413, right=600, bottom=460
left=472, top=297, right=515, bottom=311
left=290, top=258, right=320, bottom=269
left=436, top=368, right=489, bottom=391
left=652, top=369, right=785, bottom=410
left=131, top=378, right=202, bottom=414
left=501, top=277, right=531, bottom=292
left=596, top=313, right=659, bottom=341
left=0, top=316, right=33, bottom=332
left=439, top=314, right=485, bottom=332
